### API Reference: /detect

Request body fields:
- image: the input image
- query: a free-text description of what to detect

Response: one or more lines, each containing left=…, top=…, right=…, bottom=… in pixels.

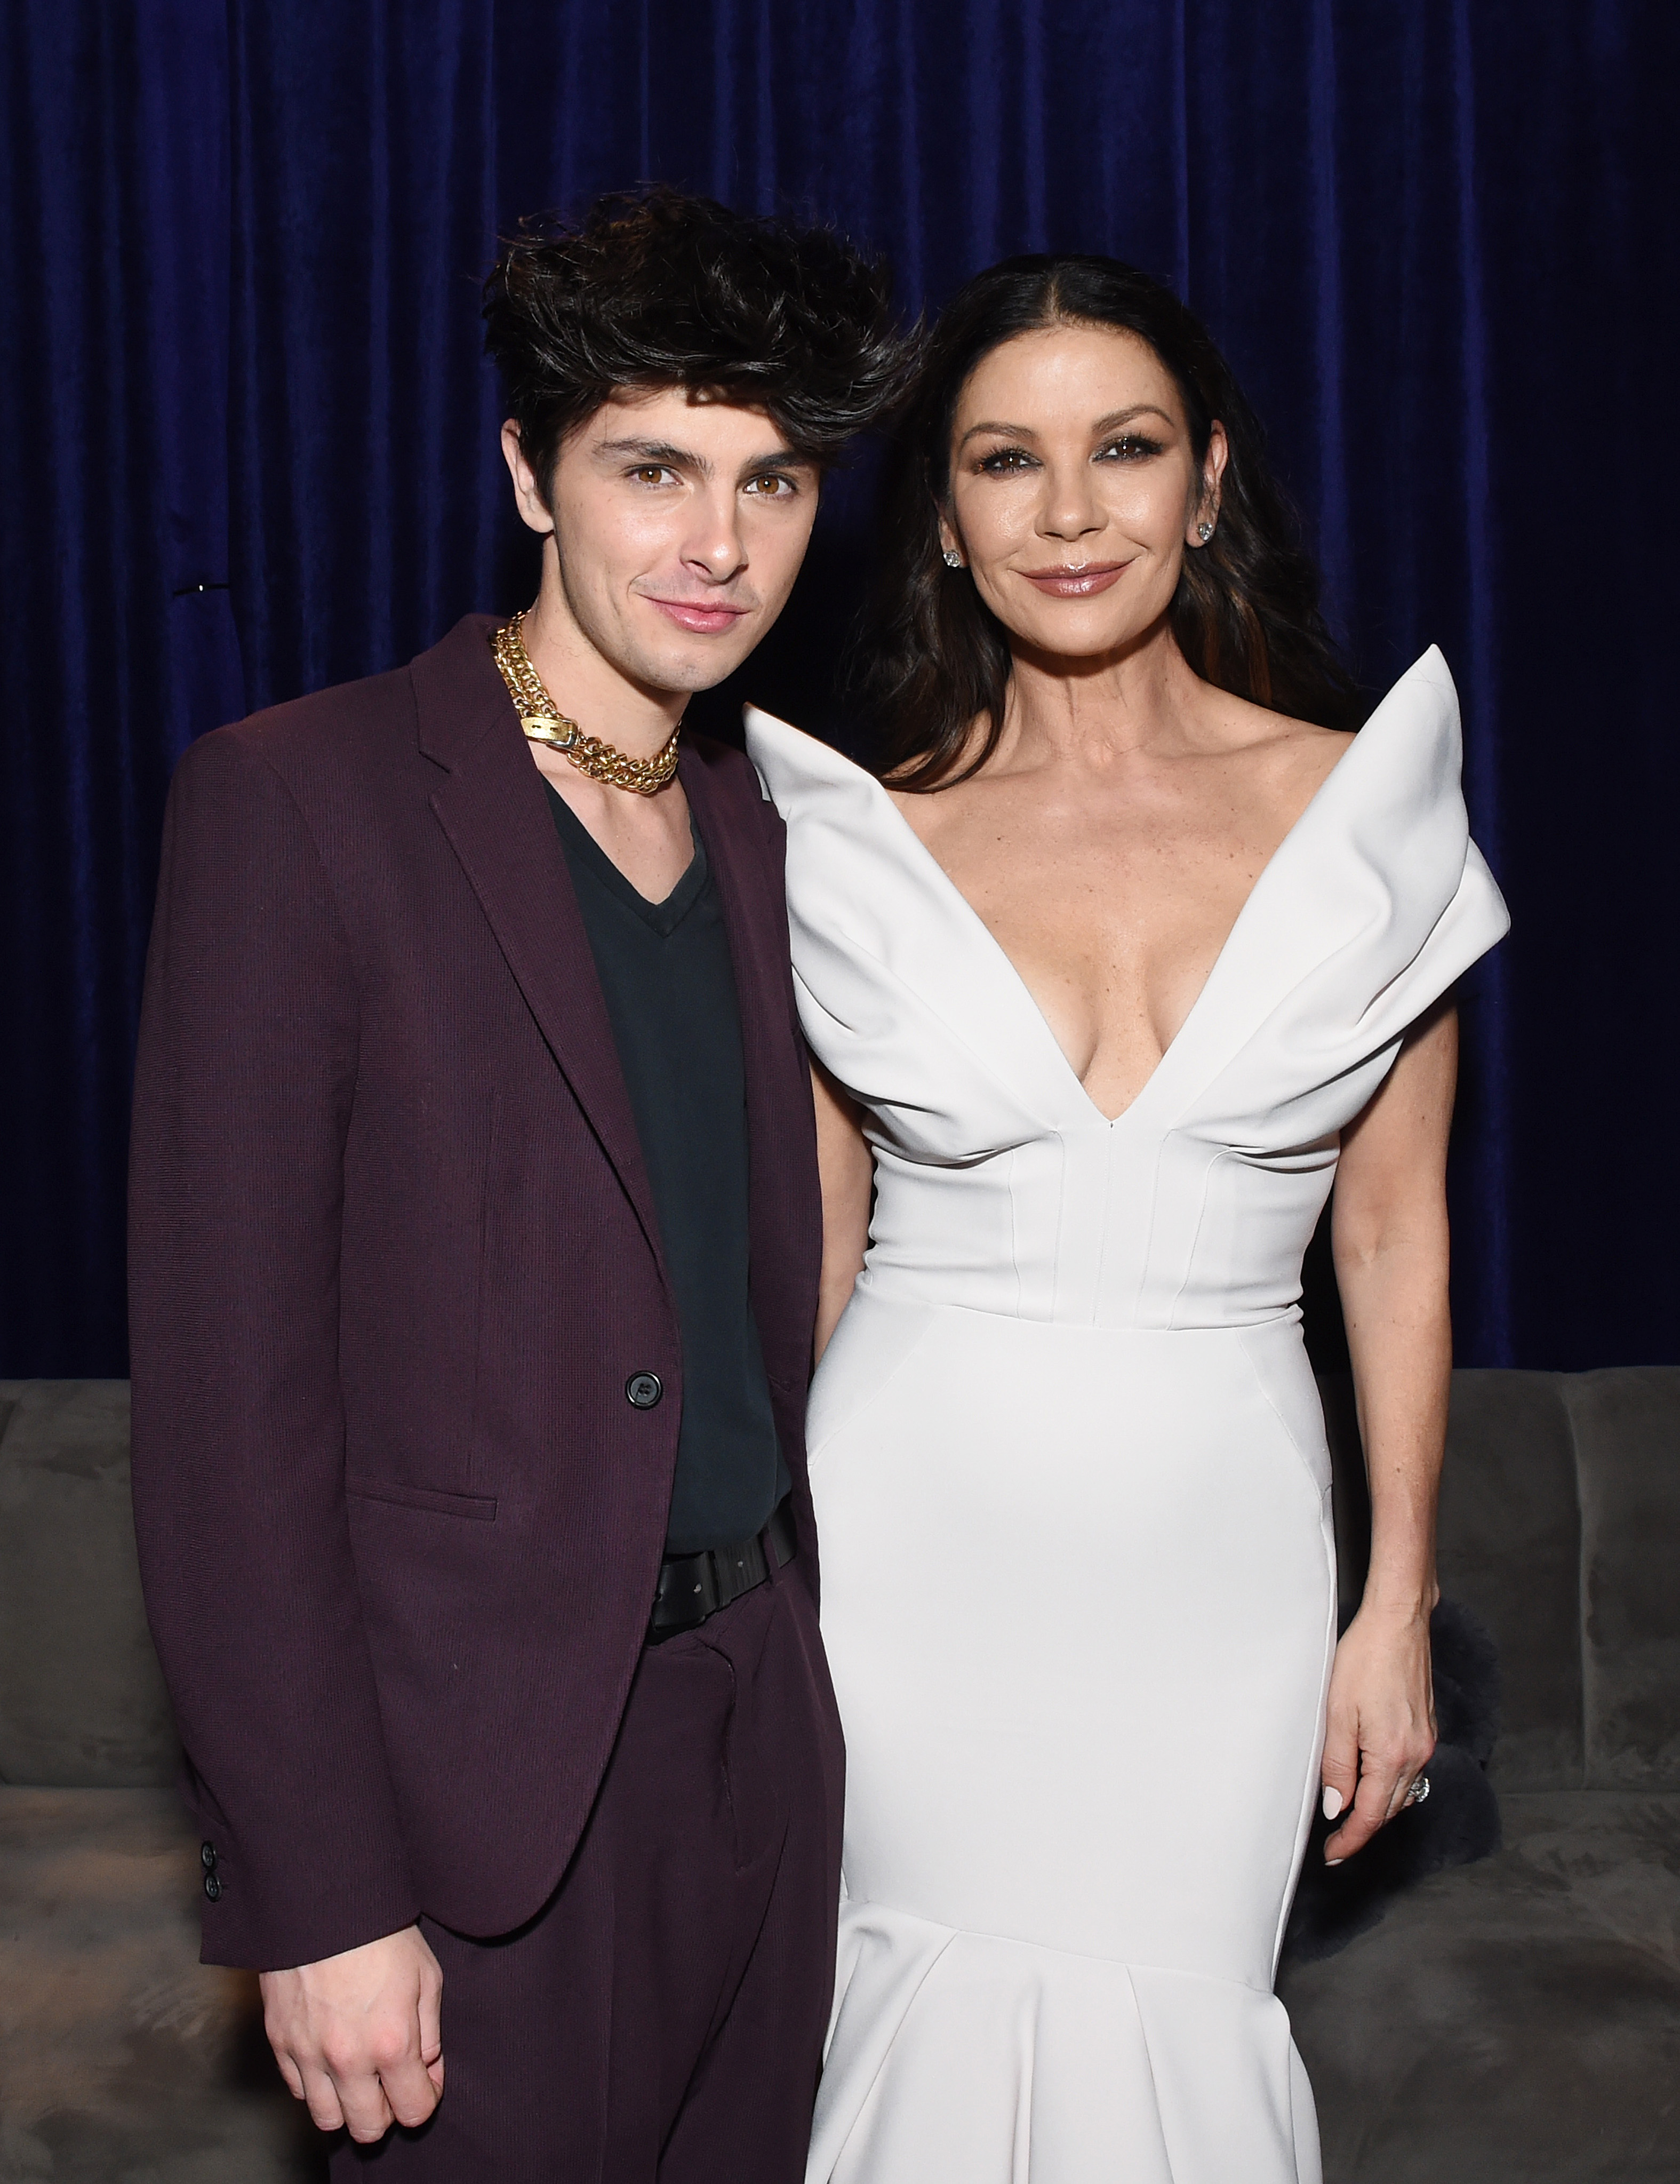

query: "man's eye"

left=631, top=465, right=676, bottom=485
left=745, top=473, right=796, bottom=497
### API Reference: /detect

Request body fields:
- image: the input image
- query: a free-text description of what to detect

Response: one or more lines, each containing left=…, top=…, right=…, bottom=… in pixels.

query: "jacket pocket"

left=346, top=1473, right=498, bottom=1521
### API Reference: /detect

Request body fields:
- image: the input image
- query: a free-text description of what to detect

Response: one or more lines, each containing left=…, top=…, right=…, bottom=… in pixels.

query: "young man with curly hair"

left=129, top=188, right=903, bottom=2181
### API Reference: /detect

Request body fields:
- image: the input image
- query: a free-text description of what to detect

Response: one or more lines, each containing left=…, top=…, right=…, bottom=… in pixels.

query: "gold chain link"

left=491, top=612, right=682, bottom=796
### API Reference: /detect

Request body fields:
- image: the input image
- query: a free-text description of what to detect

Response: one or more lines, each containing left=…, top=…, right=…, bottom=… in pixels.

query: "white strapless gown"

left=745, top=650, right=1508, bottom=2184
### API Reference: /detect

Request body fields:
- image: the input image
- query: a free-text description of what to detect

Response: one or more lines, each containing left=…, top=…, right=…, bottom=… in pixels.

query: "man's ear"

left=500, top=420, right=556, bottom=537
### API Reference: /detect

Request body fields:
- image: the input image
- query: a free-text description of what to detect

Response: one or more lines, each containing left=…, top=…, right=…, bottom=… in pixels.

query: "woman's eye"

left=977, top=448, right=1036, bottom=474
left=1097, top=435, right=1164, bottom=462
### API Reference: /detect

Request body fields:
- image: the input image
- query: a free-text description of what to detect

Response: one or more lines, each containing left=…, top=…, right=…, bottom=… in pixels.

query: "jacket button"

left=204, top=1872, right=223, bottom=1901
left=201, top=1842, right=217, bottom=1871
left=625, top=1372, right=663, bottom=1409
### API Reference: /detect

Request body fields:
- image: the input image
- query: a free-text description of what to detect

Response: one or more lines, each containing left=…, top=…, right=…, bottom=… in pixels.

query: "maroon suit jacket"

left=129, top=615, right=827, bottom=1972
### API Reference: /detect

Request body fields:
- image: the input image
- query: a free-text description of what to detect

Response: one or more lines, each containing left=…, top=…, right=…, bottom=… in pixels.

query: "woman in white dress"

left=745, top=256, right=1508, bottom=2183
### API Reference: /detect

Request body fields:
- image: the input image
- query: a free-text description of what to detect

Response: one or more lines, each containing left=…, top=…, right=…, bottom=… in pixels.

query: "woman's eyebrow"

left=1091, top=405, right=1175, bottom=433
left=957, top=402, right=1177, bottom=452
left=956, top=419, right=1035, bottom=449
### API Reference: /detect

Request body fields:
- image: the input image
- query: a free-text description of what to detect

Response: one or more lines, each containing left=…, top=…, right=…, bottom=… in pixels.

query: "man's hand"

left=260, top=1925, right=444, bottom=2142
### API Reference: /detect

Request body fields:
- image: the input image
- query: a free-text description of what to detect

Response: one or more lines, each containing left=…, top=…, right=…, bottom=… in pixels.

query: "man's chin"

left=633, top=629, right=765, bottom=698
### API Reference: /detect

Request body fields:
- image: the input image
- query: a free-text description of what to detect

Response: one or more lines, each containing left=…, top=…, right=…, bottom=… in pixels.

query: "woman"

left=745, top=257, right=1507, bottom=2183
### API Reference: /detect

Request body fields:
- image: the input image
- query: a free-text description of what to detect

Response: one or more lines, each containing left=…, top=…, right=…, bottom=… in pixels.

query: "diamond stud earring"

left=1196, top=522, right=1214, bottom=543
left=943, top=548, right=964, bottom=569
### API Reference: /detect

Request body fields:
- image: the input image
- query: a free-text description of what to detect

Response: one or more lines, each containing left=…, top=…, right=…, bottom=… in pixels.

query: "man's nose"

left=683, top=488, right=748, bottom=579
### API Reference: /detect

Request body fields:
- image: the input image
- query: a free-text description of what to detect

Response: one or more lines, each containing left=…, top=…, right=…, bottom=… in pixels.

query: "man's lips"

left=644, top=595, right=754, bottom=635
left=1018, top=561, right=1130, bottom=597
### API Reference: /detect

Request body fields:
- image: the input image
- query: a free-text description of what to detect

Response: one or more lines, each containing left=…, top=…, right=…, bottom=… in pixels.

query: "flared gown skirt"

left=804, top=1294, right=1337, bottom=2184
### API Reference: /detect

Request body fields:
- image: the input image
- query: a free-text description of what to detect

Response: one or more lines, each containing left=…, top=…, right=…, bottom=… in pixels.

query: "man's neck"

left=518, top=567, right=684, bottom=766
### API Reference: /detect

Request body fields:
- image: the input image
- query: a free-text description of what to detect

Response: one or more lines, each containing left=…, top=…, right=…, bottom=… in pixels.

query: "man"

left=129, top=187, right=902, bottom=2180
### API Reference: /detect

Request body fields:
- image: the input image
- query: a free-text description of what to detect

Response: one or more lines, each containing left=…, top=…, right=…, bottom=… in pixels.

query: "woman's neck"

left=996, top=617, right=1210, bottom=770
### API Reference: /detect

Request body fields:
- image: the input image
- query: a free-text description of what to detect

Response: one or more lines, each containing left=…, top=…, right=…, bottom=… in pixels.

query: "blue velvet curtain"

left=3, top=2, right=1675, bottom=1375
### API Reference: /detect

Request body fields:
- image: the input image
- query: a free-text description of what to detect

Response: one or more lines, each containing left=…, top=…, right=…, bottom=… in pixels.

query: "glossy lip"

left=1017, top=560, right=1131, bottom=598
left=643, top=594, right=755, bottom=635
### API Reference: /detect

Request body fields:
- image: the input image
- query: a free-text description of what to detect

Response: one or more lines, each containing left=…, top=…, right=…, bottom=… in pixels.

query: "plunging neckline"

left=860, top=737, right=1361, bottom=1128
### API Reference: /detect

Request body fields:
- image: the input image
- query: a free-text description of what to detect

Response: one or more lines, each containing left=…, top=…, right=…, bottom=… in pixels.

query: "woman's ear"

left=1187, top=419, right=1230, bottom=544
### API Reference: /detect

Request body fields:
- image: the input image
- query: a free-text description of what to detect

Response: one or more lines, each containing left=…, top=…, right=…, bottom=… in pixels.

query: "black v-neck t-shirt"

left=545, top=782, right=788, bottom=1554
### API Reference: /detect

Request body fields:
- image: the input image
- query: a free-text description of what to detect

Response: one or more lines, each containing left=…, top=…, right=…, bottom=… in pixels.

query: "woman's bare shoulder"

left=1204, top=686, right=1356, bottom=794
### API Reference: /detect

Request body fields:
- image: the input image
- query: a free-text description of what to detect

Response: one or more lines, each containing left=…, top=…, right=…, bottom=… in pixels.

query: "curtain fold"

left=2, top=0, right=1675, bottom=1373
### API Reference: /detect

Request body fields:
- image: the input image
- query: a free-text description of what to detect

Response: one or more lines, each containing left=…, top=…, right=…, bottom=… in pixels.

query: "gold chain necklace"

left=491, top=611, right=682, bottom=796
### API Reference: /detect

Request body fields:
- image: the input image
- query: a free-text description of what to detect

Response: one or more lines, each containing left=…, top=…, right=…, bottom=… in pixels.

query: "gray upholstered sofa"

left=0, top=1380, right=318, bottom=2181
left=1281, top=1367, right=1680, bottom=2181
left=2, top=1370, right=1676, bottom=2180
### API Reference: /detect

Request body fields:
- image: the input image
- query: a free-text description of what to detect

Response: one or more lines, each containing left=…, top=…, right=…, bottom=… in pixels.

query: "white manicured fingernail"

left=1322, top=1786, right=1343, bottom=1821
left=1325, top=1856, right=1345, bottom=1867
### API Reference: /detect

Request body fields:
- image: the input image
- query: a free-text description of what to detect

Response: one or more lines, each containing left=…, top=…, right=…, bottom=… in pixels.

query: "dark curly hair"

left=483, top=186, right=907, bottom=494
left=863, top=254, right=1364, bottom=790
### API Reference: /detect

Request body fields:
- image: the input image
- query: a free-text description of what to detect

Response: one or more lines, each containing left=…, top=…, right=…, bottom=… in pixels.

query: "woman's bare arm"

left=811, top=1059, right=873, bottom=1365
left=1321, top=1002, right=1458, bottom=1861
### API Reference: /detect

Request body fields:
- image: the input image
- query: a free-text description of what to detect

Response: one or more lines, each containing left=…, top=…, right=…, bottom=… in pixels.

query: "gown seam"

left=1120, top=1963, right=1179, bottom=2175
left=840, top=1902, right=1277, bottom=1994
left=1164, top=1141, right=1228, bottom=1329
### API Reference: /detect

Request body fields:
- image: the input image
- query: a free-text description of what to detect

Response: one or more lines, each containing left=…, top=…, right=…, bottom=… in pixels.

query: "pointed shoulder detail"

left=744, top=707, right=1102, bottom=1129
left=1287, top=643, right=1461, bottom=835
left=1134, top=644, right=1508, bottom=1127
left=743, top=705, right=877, bottom=813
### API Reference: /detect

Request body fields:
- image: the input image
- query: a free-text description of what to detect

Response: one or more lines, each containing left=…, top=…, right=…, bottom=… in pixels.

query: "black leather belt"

left=647, top=1496, right=797, bottom=1644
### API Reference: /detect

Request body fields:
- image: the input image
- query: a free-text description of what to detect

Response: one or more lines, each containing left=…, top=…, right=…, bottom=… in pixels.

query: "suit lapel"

left=413, top=619, right=668, bottom=1274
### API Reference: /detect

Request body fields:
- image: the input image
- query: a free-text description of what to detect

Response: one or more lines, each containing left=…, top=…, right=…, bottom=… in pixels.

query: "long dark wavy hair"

left=862, top=255, right=1364, bottom=789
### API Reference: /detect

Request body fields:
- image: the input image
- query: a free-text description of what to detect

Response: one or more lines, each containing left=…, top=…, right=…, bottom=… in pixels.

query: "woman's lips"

left=1018, top=561, right=1130, bottom=597
left=645, top=596, right=753, bottom=635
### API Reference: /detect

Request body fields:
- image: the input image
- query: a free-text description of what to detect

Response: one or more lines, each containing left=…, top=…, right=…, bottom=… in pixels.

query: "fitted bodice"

left=746, top=648, right=1508, bottom=1333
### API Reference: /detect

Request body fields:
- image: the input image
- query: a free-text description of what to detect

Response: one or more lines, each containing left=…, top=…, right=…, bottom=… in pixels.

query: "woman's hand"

left=1319, top=1599, right=1437, bottom=1862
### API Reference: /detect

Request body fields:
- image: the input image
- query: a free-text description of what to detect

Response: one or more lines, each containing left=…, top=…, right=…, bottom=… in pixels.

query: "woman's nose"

left=1038, top=468, right=1103, bottom=540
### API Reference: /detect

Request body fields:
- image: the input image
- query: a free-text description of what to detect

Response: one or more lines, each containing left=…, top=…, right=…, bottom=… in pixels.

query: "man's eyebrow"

left=589, top=437, right=813, bottom=478
left=956, top=403, right=1177, bottom=450
left=591, top=437, right=711, bottom=471
left=738, top=449, right=810, bottom=473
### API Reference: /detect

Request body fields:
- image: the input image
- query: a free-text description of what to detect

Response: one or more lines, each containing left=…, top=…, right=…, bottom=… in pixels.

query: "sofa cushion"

left=0, top=1784, right=323, bottom=2179
left=0, top=1380, right=181, bottom=1788
left=1279, top=1790, right=1680, bottom=2182
left=1436, top=1371, right=1585, bottom=1791
left=1565, top=1368, right=1680, bottom=1789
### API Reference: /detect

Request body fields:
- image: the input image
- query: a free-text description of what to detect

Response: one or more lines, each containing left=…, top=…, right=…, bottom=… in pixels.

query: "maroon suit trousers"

left=331, top=1563, right=842, bottom=2183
